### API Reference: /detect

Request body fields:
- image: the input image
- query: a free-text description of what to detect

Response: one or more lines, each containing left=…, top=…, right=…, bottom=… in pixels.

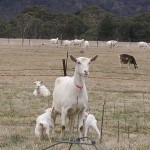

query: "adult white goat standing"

left=51, top=55, right=98, bottom=138
left=138, top=41, right=149, bottom=49
left=50, top=38, right=58, bottom=47
left=33, top=81, right=51, bottom=97
left=73, top=39, right=85, bottom=47
left=107, top=40, right=118, bottom=49
left=35, top=108, right=54, bottom=141
left=63, top=40, right=73, bottom=49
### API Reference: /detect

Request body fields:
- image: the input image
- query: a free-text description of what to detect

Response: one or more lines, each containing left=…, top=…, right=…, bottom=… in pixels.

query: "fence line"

left=0, top=38, right=106, bottom=47
left=1, top=91, right=150, bottom=145
left=42, top=137, right=98, bottom=150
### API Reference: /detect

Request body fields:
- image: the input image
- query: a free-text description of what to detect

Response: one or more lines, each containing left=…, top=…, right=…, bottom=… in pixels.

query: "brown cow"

left=119, top=54, right=138, bottom=69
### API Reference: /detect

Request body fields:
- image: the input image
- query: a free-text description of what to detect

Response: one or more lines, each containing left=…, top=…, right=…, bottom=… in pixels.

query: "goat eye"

left=89, top=62, right=91, bottom=64
left=77, top=62, right=81, bottom=64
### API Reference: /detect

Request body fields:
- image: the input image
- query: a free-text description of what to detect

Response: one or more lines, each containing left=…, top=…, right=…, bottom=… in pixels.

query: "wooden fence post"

left=127, top=125, right=130, bottom=139
left=8, top=37, right=10, bottom=43
left=29, top=38, right=31, bottom=45
left=117, top=121, right=120, bottom=142
left=60, top=34, right=63, bottom=46
left=100, top=97, right=106, bottom=143
left=62, top=59, right=67, bottom=76
left=96, top=37, right=98, bottom=47
left=66, top=51, right=68, bottom=70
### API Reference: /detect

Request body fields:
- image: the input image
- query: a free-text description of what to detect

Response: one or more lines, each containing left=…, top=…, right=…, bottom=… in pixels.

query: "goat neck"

left=36, top=87, right=40, bottom=94
left=73, top=71, right=85, bottom=90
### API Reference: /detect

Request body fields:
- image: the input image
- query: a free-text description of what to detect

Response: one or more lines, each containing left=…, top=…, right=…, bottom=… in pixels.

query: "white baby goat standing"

left=35, top=108, right=54, bottom=141
left=52, top=55, right=98, bottom=138
left=83, top=112, right=100, bottom=141
left=33, top=81, right=50, bottom=97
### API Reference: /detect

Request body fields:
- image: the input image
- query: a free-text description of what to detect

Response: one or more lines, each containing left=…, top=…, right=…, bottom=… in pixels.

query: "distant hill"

left=0, top=0, right=150, bottom=19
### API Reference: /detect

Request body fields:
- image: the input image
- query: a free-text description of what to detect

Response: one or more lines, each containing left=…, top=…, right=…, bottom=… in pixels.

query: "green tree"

left=97, top=14, right=116, bottom=40
left=15, top=14, right=34, bottom=44
left=23, top=6, right=50, bottom=22
left=0, top=18, right=8, bottom=37
left=64, top=16, right=88, bottom=39
left=26, top=18, right=42, bottom=39
left=40, top=21, right=58, bottom=38
left=117, top=18, right=133, bottom=41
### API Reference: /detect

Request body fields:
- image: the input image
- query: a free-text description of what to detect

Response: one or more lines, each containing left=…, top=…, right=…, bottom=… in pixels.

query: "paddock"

left=0, top=38, right=150, bottom=150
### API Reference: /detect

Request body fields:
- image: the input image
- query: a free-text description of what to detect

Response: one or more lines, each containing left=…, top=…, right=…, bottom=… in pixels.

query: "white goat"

left=107, top=40, right=117, bottom=49
left=138, top=41, right=149, bottom=49
left=33, top=81, right=50, bottom=97
left=51, top=55, right=98, bottom=138
left=81, top=41, right=90, bottom=53
left=73, top=39, right=85, bottom=47
left=35, top=108, right=54, bottom=141
left=83, top=112, right=100, bottom=141
left=50, top=38, right=58, bottom=47
left=63, top=40, right=73, bottom=49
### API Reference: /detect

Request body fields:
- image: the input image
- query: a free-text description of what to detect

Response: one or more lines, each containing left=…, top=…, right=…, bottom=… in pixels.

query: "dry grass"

left=0, top=38, right=150, bottom=150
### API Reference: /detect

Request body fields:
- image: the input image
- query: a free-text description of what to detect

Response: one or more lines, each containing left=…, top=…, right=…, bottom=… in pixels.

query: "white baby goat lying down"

left=35, top=108, right=54, bottom=141
left=83, top=112, right=100, bottom=140
left=33, top=81, right=50, bottom=97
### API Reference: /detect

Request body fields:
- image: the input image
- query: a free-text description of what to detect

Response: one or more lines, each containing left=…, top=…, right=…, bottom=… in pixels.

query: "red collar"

left=74, top=82, right=83, bottom=90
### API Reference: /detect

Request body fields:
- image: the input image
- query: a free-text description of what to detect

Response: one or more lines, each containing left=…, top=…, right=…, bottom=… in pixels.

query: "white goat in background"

left=50, top=38, right=58, bottom=47
left=33, top=81, right=50, bottom=97
left=63, top=40, right=73, bottom=49
left=138, top=41, right=149, bottom=49
left=107, top=40, right=118, bottom=49
left=51, top=54, right=98, bottom=138
left=73, top=39, right=85, bottom=47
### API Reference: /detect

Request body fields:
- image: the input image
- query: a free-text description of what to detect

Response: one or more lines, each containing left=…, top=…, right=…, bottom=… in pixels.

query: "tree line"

left=0, top=6, right=150, bottom=42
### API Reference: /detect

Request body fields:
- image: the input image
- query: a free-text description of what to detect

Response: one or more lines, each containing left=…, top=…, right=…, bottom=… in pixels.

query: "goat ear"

left=70, top=55, right=77, bottom=62
left=90, top=55, right=98, bottom=62
left=34, top=81, right=36, bottom=84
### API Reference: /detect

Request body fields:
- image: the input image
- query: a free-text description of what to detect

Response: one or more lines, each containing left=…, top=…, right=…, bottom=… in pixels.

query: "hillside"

left=0, top=0, right=150, bottom=19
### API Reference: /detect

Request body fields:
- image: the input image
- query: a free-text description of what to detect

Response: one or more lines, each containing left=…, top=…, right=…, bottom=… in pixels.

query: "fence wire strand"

left=42, top=137, right=98, bottom=150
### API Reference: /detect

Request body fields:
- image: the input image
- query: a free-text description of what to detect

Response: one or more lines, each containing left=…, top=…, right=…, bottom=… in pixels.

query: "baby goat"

left=83, top=112, right=100, bottom=141
left=33, top=81, right=50, bottom=97
left=35, top=108, right=54, bottom=141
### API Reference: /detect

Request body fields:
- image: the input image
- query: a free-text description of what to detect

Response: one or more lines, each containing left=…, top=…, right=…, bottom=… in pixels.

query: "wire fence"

left=1, top=38, right=150, bottom=149
left=0, top=38, right=105, bottom=47
left=1, top=68, right=150, bottom=84
left=42, top=137, right=98, bottom=150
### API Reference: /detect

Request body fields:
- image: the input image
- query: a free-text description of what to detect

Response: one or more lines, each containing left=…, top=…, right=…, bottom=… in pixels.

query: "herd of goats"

left=32, top=38, right=149, bottom=142
left=33, top=55, right=101, bottom=142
